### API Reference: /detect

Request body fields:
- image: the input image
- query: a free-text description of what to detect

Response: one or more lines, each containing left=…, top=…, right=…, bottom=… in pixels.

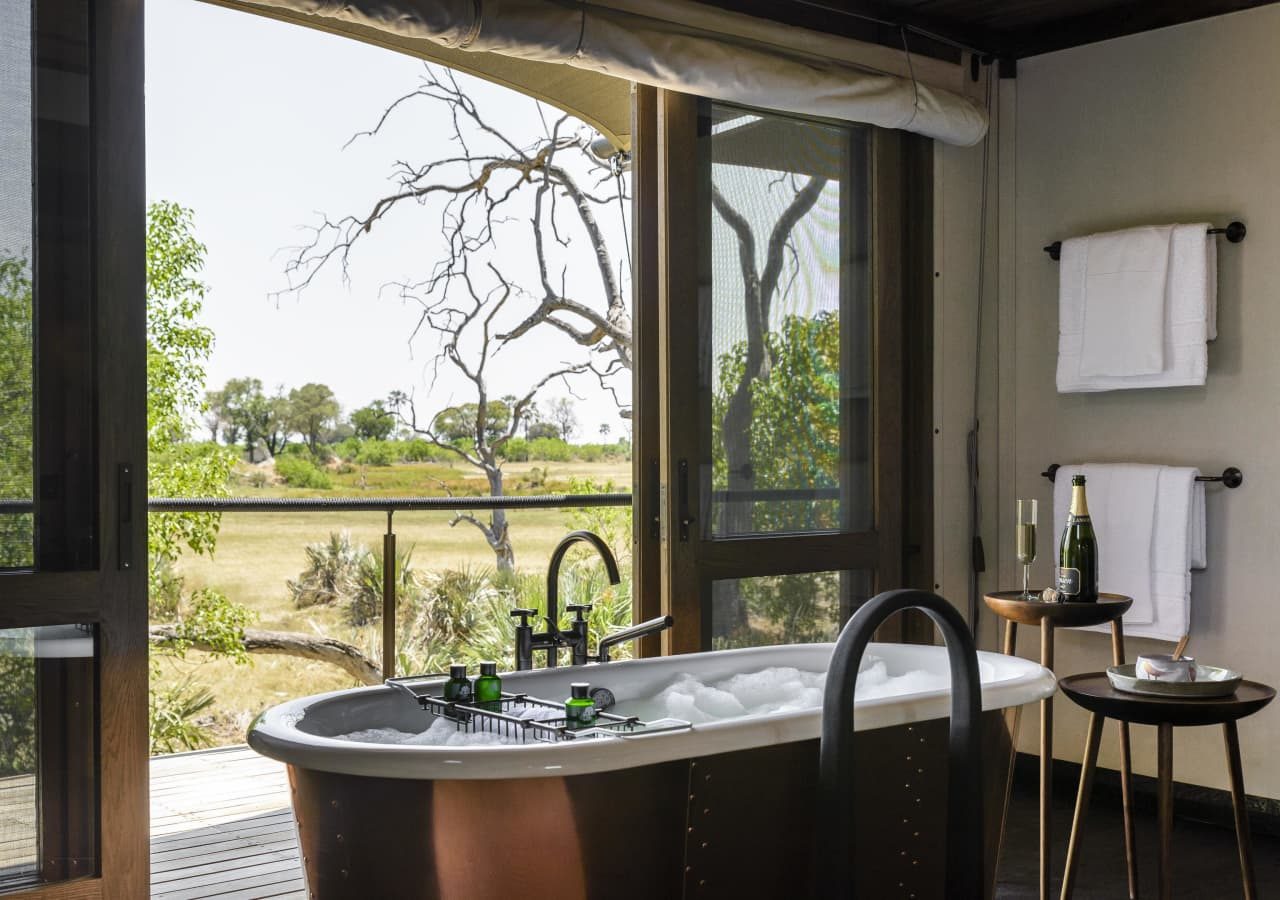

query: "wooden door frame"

left=650, top=93, right=935, bottom=652
left=0, top=0, right=148, bottom=896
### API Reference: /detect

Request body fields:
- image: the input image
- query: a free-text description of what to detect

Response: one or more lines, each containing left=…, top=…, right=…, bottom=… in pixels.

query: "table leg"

left=1224, top=721, right=1258, bottom=899
left=1003, top=620, right=1017, bottom=657
left=1111, top=621, right=1138, bottom=900
left=1060, top=712, right=1103, bottom=900
left=1040, top=621, right=1054, bottom=900
left=1158, top=722, right=1173, bottom=900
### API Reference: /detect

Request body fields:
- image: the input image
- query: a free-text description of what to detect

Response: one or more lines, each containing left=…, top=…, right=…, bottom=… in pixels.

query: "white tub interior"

left=248, top=642, right=1054, bottom=779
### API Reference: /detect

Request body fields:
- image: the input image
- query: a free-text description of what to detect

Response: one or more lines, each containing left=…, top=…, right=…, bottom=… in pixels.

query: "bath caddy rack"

left=387, top=676, right=691, bottom=744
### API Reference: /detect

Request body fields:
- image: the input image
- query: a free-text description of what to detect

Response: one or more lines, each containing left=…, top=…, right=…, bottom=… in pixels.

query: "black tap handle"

left=565, top=604, right=593, bottom=622
left=509, top=608, right=536, bottom=627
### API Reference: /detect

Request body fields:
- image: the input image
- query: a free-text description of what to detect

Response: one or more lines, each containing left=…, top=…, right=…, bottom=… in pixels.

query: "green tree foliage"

left=146, top=203, right=236, bottom=586
left=288, top=382, right=340, bottom=452
left=0, top=651, right=35, bottom=777
left=144, top=202, right=246, bottom=753
left=350, top=401, right=395, bottom=441
left=526, top=421, right=560, bottom=441
left=431, top=400, right=511, bottom=444
left=0, top=254, right=33, bottom=568
left=712, top=311, right=840, bottom=530
left=711, top=312, right=842, bottom=643
left=275, top=454, right=333, bottom=489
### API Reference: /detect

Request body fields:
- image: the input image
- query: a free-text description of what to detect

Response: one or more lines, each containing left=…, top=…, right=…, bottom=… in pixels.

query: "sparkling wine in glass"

left=1016, top=499, right=1038, bottom=600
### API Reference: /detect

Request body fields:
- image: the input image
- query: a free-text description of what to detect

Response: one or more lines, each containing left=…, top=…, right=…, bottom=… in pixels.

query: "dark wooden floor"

left=136, top=745, right=1280, bottom=898
left=996, top=775, right=1280, bottom=898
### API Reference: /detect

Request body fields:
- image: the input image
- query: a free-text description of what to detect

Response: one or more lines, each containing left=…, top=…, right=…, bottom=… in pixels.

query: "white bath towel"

left=1077, top=227, right=1170, bottom=377
left=1057, top=223, right=1217, bottom=392
left=1052, top=464, right=1203, bottom=642
left=1052, top=464, right=1158, bottom=624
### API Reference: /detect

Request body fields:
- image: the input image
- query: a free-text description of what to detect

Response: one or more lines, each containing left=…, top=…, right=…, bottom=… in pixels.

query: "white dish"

left=1107, top=663, right=1241, bottom=698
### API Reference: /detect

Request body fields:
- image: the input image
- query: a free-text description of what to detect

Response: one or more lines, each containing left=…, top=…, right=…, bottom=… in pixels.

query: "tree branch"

left=149, top=625, right=382, bottom=686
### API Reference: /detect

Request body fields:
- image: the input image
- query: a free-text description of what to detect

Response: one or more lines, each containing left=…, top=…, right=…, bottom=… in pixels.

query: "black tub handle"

left=816, top=589, right=984, bottom=899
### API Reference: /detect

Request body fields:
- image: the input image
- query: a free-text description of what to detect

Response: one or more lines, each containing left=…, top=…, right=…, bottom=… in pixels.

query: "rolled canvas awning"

left=210, top=0, right=988, bottom=147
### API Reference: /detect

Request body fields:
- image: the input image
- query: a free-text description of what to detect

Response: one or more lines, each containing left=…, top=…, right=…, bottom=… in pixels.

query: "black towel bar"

left=1043, top=221, right=1246, bottom=261
left=1042, top=463, right=1243, bottom=489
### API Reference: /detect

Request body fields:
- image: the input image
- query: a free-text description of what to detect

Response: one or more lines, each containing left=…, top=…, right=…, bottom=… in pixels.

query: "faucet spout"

left=545, top=530, right=621, bottom=634
left=593, top=615, right=673, bottom=663
left=520, top=530, right=621, bottom=669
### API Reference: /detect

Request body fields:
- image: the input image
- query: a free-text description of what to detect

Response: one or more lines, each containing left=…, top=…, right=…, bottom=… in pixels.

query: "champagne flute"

left=1015, top=499, right=1038, bottom=600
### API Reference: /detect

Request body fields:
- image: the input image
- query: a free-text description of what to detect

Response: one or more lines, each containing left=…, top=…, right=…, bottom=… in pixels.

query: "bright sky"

left=145, top=0, right=632, bottom=442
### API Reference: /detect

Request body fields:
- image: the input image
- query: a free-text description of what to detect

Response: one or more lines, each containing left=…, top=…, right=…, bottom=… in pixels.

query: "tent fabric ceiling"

left=209, top=0, right=637, bottom=150
left=207, top=0, right=988, bottom=147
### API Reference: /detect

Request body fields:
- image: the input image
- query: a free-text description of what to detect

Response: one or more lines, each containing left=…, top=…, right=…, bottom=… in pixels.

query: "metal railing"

left=1, top=493, right=632, bottom=678
left=1, top=486, right=841, bottom=677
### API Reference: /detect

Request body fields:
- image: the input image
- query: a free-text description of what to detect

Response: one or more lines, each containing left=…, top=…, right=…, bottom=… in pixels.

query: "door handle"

left=648, top=458, right=660, bottom=541
left=677, top=458, right=694, bottom=542
left=117, top=462, right=133, bottom=571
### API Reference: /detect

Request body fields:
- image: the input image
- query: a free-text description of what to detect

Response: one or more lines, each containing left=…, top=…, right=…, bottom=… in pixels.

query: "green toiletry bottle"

left=565, top=682, right=597, bottom=729
left=443, top=664, right=472, bottom=705
left=474, top=661, right=502, bottom=711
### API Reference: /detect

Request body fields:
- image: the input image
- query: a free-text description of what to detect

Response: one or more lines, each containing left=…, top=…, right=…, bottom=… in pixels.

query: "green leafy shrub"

left=0, top=653, right=35, bottom=777
left=574, top=443, right=605, bottom=462
left=149, top=678, right=216, bottom=755
left=388, top=562, right=636, bottom=676
left=275, top=454, right=332, bottom=489
left=528, top=437, right=571, bottom=461
left=288, top=532, right=364, bottom=608
left=500, top=437, right=529, bottom=462
left=565, top=478, right=632, bottom=563
left=333, top=436, right=361, bottom=461
left=346, top=544, right=420, bottom=626
left=355, top=439, right=395, bottom=467
left=402, top=438, right=448, bottom=462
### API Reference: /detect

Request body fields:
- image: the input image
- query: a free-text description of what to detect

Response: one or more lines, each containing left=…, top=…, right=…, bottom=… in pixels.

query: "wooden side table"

left=1058, top=673, right=1275, bottom=900
left=984, top=592, right=1136, bottom=900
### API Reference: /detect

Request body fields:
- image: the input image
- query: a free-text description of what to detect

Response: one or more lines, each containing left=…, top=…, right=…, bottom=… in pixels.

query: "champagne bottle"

left=1056, top=475, right=1098, bottom=602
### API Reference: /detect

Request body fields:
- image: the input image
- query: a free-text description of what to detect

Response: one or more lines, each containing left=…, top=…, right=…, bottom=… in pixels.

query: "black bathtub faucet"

left=816, top=589, right=984, bottom=899
left=511, top=530, right=673, bottom=670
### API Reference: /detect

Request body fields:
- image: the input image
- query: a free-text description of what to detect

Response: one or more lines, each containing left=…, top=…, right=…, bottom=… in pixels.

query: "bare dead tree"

left=711, top=175, right=828, bottom=638
left=282, top=64, right=632, bottom=406
left=279, top=65, right=632, bottom=574
left=395, top=259, right=589, bottom=572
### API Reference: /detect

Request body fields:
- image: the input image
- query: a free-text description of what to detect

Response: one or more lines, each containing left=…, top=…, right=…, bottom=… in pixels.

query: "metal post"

left=383, top=510, right=396, bottom=680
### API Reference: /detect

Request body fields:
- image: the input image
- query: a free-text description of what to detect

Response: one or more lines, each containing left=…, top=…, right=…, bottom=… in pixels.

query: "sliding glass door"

left=0, top=0, right=147, bottom=895
left=653, top=92, right=931, bottom=652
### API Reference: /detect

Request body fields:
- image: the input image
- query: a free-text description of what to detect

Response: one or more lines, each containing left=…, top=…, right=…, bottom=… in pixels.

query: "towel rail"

left=1043, top=221, right=1246, bottom=261
left=1041, top=463, right=1243, bottom=489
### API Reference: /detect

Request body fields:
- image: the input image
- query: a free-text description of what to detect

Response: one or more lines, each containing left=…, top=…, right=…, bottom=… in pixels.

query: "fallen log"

left=149, top=624, right=382, bottom=686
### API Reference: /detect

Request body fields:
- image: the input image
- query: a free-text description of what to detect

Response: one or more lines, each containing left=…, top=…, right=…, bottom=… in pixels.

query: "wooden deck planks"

left=148, top=745, right=303, bottom=899
left=0, top=746, right=305, bottom=898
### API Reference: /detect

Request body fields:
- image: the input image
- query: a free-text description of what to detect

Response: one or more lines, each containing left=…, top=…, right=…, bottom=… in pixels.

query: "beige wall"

left=932, top=78, right=1006, bottom=650
left=995, top=6, right=1280, bottom=798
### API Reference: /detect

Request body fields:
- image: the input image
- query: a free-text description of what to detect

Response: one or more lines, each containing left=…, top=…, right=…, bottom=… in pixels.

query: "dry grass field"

left=161, top=460, right=632, bottom=747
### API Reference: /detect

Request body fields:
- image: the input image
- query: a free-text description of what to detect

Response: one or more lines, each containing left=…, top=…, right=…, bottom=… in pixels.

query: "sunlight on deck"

left=150, top=746, right=302, bottom=899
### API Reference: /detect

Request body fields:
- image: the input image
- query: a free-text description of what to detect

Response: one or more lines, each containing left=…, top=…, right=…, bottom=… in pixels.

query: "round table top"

left=984, top=592, right=1132, bottom=628
left=1059, top=673, right=1276, bottom=727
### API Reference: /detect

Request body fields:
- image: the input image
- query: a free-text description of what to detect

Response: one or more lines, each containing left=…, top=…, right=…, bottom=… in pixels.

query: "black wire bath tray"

left=386, top=675, right=691, bottom=744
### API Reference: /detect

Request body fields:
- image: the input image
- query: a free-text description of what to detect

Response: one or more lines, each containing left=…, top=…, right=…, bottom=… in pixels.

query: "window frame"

left=643, top=90, right=933, bottom=652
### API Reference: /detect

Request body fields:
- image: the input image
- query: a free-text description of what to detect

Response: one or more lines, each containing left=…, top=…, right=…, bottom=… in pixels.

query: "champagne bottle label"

left=1056, top=566, right=1081, bottom=595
